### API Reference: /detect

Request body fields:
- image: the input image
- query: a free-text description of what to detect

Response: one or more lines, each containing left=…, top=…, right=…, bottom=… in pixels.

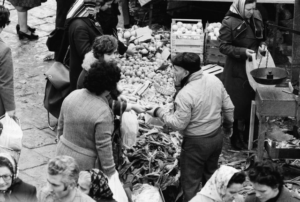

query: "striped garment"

left=66, top=0, right=97, bottom=19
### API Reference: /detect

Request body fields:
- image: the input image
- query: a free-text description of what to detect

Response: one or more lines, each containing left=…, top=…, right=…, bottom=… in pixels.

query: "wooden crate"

left=170, top=18, right=204, bottom=55
left=204, top=34, right=226, bottom=66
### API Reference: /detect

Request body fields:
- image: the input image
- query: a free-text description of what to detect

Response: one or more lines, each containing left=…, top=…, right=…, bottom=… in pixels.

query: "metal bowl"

left=250, top=68, right=288, bottom=85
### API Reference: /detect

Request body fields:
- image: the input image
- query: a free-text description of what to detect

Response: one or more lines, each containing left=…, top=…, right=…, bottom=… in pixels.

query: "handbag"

left=46, top=28, right=64, bottom=52
left=43, top=49, right=70, bottom=130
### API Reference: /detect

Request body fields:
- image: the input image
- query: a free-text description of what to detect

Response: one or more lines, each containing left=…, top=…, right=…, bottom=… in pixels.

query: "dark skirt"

left=8, top=0, right=41, bottom=8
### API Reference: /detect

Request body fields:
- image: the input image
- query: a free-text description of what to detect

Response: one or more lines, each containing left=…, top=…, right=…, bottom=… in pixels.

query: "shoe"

left=16, top=24, right=36, bottom=33
left=18, top=31, right=39, bottom=40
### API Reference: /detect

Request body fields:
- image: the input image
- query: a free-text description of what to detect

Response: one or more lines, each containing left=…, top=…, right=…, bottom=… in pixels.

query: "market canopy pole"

left=292, top=0, right=300, bottom=83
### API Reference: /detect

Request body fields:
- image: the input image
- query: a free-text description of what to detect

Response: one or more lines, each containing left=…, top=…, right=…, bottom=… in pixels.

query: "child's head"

left=0, top=6, right=10, bottom=29
left=78, top=171, right=92, bottom=195
left=92, top=35, right=118, bottom=63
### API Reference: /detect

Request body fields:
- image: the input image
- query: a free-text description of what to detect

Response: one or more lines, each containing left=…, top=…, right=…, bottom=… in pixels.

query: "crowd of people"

left=0, top=0, right=299, bottom=202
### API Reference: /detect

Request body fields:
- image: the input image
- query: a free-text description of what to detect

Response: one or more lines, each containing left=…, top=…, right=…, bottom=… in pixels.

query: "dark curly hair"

left=93, top=35, right=118, bottom=59
left=227, top=171, right=246, bottom=188
left=0, top=6, right=10, bottom=29
left=83, top=60, right=121, bottom=95
left=248, top=161, right=284, bottom=190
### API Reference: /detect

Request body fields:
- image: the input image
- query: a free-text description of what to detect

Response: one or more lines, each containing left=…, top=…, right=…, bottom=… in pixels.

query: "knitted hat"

left=171, top=52, right=201, bottom=74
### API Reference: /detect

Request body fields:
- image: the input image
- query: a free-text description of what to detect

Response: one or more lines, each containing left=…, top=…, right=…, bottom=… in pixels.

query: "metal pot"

left=250, top=68, right=288, bottom=85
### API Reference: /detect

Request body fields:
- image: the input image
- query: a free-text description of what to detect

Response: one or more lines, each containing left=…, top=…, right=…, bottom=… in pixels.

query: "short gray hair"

left=48, top=156, right=79, bottom=186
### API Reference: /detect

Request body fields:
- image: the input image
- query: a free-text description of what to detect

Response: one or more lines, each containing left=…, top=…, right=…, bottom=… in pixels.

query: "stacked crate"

left=170, top=19, right=205, bottom=61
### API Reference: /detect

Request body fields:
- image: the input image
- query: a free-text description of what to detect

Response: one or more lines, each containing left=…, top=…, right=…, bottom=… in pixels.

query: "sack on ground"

left=121, top=111, right=138, bottom=149
left=0, top=114, right=23, bottom=151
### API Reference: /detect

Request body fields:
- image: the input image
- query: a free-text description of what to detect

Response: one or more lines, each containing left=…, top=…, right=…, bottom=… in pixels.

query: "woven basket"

left=153, top=82, right=176, bottom=96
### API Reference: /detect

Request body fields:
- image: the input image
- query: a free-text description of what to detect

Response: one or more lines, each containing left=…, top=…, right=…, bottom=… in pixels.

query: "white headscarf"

left=66, top=0, right=97, bottom=19
left=229, top=0, right=246, bottom=19
left=200, top=165, right=239, bottom=202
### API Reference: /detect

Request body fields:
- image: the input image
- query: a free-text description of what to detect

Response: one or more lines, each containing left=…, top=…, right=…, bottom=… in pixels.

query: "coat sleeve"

left=0, top=46, right=15, bottom=112
left=72, top=24, right=93, bottom=58
left=218, top=18, right=248, bottom=60
left=117, top=40, right=128, bottom=55
left=159, top=93, right=192, bottom=131
left=95, top=112, right=116, bottom=177
left=221, top=85, right=234, bottom=129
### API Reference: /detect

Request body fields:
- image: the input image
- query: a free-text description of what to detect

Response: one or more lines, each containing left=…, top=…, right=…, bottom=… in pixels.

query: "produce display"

left=119, top=122, right=182, bottom=190
left=205, top=22, right=222, bottom=40
left=171, top=21, right=204, bottom=39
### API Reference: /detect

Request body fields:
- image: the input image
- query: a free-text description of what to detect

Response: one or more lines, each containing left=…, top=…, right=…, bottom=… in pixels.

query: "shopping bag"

left=246, top=51, right=276, bottom=91
left=121, top=111, right=139, bottom=149
left=108, top=171, right=129, bottom=202
left=0, top=114, right=23, bottom=151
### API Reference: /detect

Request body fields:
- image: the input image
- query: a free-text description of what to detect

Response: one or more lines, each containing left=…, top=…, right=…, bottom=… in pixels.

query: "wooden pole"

left=292, top=0, right=300, bottom=83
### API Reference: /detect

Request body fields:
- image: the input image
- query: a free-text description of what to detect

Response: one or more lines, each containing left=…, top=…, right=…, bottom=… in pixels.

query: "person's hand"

left=223, top=127, right=233, bottom=138
left=118, top=94, right=128, bottom=102
left=126, top=45, right=136, bottom=56
left=145, top=106, right=160, bottom=117
left=6, top=110, right=18, bottom=122
left=258, top=43, right=267, bottom=56
left=245, top=49, right=255, bottom=58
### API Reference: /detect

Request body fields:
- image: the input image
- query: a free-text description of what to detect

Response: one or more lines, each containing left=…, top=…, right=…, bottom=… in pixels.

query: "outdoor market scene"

left=0, top=0, right=300, bottom=201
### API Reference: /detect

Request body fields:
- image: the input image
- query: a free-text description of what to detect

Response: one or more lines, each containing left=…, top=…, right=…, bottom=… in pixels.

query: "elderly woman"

left=0, top=153, right=37, bottom=202
left=0, top=5, right=16, bottom=119
left=218, top=0, right=265, bottom=150
left=56, top=61, right=121, bottom=178
left=190, top=165, right=245, bottom=202
left=246, top=161, right=299, bottom=202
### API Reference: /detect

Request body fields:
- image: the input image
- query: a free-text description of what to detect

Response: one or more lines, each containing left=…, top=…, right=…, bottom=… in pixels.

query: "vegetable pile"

left=119, top=123, right=182, bottom=190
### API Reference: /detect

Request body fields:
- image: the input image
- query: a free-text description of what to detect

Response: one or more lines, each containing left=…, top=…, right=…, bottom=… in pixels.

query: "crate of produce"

left=170, top=19, right=205, bottom=57
left=265, top=140, right=300, bottom=159
left=204, top=22, right=226, bottom=66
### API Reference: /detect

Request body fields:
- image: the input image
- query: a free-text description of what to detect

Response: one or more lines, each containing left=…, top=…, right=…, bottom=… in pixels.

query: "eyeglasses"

left=0, top=175, right=12, bottom=181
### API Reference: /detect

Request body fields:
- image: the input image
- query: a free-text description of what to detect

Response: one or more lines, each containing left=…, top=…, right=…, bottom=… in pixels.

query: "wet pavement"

left=2, top=0, right=125, bottom=193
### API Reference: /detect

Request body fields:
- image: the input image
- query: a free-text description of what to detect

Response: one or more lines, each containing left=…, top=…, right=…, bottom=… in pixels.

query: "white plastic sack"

left=0, top=114, right=23, bottom=151
left=132, top=184, right=163, bottom=202
left=121, top=110, right=139, bottom=149
left=246, top=51, right=276, bottom=91
left=108, top=171, right=128, bottom=202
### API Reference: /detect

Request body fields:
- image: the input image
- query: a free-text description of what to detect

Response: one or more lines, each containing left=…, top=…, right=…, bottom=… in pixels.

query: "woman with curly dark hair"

left=246, top=161, right=299, bottom=202
left=0, top=5, right=16, bottom=119
left=56, top=61, right=121, bottom=178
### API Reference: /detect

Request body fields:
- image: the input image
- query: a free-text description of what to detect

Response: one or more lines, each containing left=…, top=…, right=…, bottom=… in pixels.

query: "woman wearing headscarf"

left=190, top=165, right=246, bottom=202
left=78, top=169, right=115, bottom=202
left=0, top=153, right=37, bottom=202
left=56, top=0, right=134, bottom=91
left=218, top=0, right=266, bottom=150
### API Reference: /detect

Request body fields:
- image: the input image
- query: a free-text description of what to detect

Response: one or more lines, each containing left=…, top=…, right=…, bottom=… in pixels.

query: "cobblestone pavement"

left=2, top=0, right=125, bottom=193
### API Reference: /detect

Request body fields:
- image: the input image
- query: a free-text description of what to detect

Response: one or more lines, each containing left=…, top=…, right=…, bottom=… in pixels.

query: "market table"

left=249, top=86, right=299, bottom=161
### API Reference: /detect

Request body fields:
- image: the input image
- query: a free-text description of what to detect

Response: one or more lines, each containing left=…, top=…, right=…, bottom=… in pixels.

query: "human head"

left=78, top=171, right=92, bottom=195
left=224, top=172, right=246, bottom=202
left=230, top=0, right=256, bottom=19
left=84, top=61, right=121, bottom=96
left=0, top=153, right=17, bottom=192
left=248, top=161, right=283, bottom=202
left=200, top=166, right=245, bottom=202
left=171, top=52, right=201, bottom=87
left=78, top=169, right=113, bottom=200
left=46, top=156, right=79, bottom=200
left=93, top=35, right=118, bottom=62
left=0, top=6, right=10, bottom=31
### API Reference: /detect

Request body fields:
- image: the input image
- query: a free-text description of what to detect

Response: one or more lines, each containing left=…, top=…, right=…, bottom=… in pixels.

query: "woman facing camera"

left=246, top=162, right=300, bottom=202
left=190, top=165, right=245, bottom=202
left=0, top=153, right=37, bottom=202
